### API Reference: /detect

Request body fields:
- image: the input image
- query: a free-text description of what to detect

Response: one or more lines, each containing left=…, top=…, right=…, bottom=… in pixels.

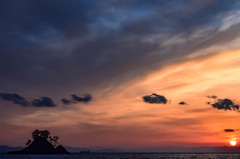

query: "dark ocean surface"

left=1, top=153, right=240, bottom=159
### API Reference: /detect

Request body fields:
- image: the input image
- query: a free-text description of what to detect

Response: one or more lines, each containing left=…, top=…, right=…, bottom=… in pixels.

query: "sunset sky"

left=0, top=0, right=240, bottom=150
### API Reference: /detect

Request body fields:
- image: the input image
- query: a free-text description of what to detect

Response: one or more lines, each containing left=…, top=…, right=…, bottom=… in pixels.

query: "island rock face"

left=8, top=137, right=69, bottom=154
left=56, top=145, right=68, bottom=154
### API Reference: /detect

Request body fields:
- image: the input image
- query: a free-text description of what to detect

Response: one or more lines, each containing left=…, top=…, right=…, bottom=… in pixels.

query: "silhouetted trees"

left=26, top=129, right=59, bottom=147
left=49, top=136, right=59, bottom=146
left=26, top=139, right=31, bottom=146
left=32, top=129, right=50, bottom=140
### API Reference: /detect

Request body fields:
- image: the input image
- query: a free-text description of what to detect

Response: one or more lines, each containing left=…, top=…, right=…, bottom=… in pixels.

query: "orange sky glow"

left=2, top=49, right=240, bottom=148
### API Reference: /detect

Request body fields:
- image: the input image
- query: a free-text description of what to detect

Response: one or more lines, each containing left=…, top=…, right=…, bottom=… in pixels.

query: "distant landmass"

left=1, top=145, right=240, bottom=153
left=0, top=145, right=23, bottom=153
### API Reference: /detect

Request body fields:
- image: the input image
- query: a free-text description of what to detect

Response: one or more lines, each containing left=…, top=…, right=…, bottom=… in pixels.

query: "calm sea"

left=1, top=153, right=240, bottom=159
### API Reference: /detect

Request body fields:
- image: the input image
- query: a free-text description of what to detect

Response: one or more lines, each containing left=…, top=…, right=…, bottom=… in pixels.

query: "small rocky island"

left=8, top=129, right=69, bottom=154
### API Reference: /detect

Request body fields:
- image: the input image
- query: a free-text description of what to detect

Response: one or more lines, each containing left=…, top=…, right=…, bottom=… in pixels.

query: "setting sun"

left=230, top=141, right=237, bottom=146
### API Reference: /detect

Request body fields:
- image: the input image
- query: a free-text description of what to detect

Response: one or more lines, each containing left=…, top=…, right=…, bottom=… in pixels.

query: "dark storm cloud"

left=179, top=101, right=187, bottom=105
left=0, top=93, right=29, bottom=106
left=224, top=129, right=235, bottom=132
left=0, top=0, right=240, bottom=98
left=209, top=98, right=239, bottom=112
left=143, top=93, right=168, bottom=104
left=31, top=97, right=56, bottom=107
left=0, top=0, right=95, bottom=38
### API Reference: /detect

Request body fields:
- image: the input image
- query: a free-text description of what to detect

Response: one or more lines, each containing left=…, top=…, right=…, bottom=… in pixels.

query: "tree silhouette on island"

left=8, top=129, right=69, bottom=154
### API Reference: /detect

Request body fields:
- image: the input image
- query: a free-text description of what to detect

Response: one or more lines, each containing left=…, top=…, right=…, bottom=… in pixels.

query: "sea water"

left=1, top=153, right=240, bottom=159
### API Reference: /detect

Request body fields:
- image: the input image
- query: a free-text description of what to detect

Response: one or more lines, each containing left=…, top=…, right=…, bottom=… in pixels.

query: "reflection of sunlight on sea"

left=1, top=153, right=240, bottom=159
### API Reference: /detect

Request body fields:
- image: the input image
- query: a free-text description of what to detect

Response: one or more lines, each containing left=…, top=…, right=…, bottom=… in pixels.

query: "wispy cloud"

left=0, top=93, right=56, bottom=107
left=31, top=97, right=56, bottom=107
left=61, top=94, right=92, bottom=105
left=0, top=93, right=29, bottom=106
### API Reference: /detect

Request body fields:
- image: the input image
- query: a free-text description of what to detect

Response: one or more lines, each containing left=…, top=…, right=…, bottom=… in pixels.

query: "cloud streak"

left=61, top=98, right=72, bottom=105
left=71, top=94, right=92, bottom=103
left=0, top=93, right=29, bottom=106
left=206, top=95, right=218, bottom=99
left=0, top=93, right=56, bottom=107
left=0, top=92, right=92, bottom=107
left=31, top=97, right=56, bottom=107
left=61, top=94, right=92, bottom=105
